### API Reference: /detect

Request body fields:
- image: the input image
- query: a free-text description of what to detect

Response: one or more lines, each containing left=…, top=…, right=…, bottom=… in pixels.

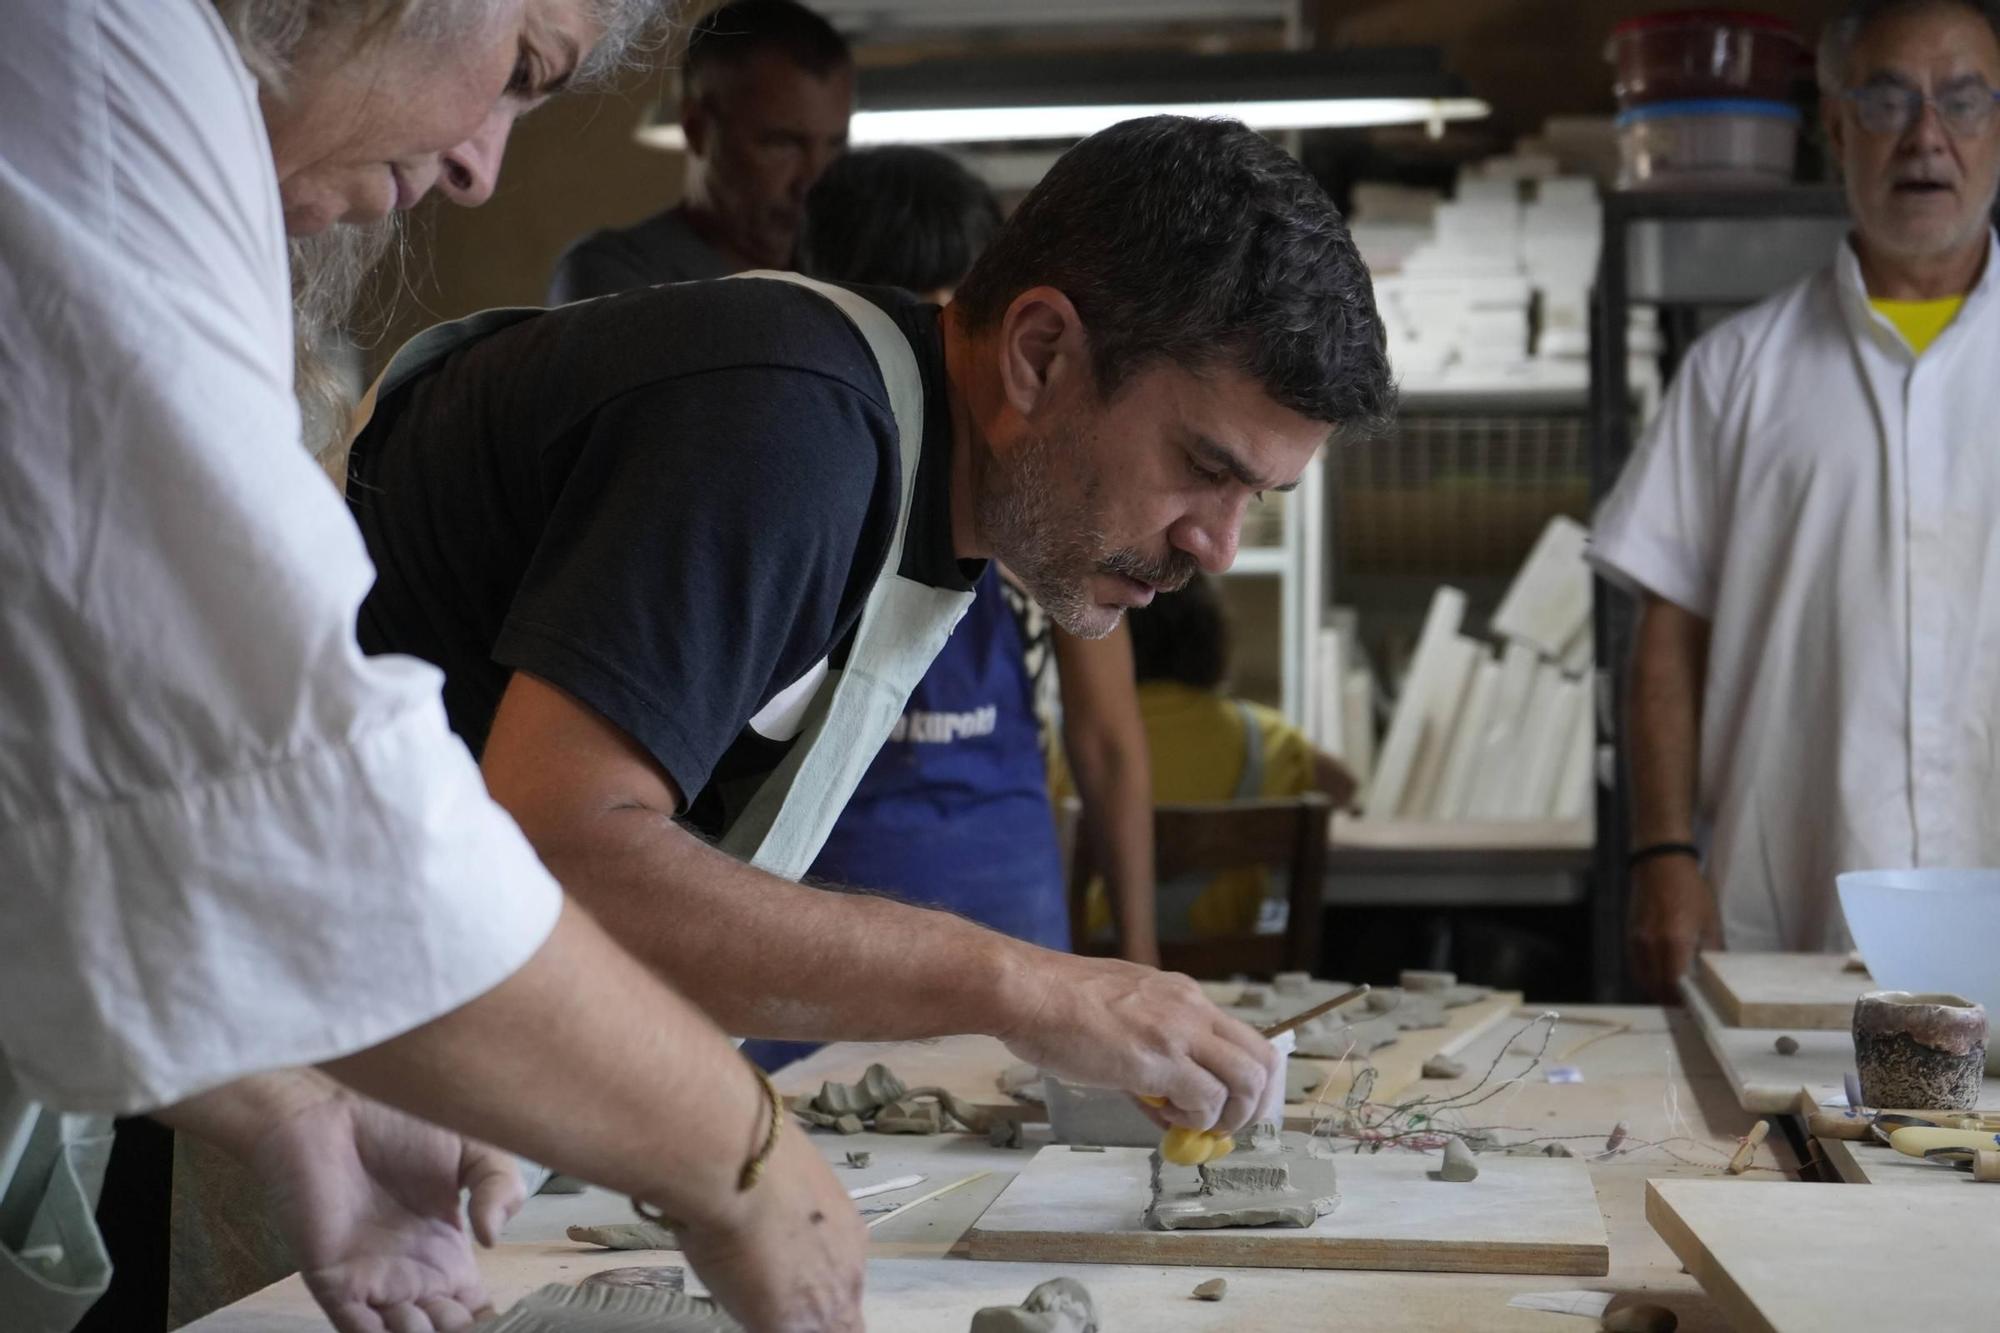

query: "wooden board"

left=1679, top=973, right=1857, bottom=1113
left=1693, top=952, right=1872, bottom=1031
left=1281, top=991, right=1525, bottom=1127
left=960, top=1144, right=1609, bottom=1275
left=1646, top=1179, right=2000, bottom=1333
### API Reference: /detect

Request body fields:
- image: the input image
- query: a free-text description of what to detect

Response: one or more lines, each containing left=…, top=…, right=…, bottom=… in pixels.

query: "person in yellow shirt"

left=1063, top=575, right=1356, bottom=939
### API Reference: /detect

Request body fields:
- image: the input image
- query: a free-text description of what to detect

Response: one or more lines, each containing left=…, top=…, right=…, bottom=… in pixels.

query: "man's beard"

left=975, top=419, right=1197, bottom=638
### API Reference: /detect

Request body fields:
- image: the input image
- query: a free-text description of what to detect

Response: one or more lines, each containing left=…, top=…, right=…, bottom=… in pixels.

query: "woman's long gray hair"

left=214, top=0, right=674, bottom=469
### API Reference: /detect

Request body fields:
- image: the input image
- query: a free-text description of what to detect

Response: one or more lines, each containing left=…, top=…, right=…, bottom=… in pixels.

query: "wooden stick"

left=864, top=1171, right=990, bottom=1230
left=1727, top=1120, right=1770, bottom=1175
left=1260, top=984, right=1371, bottom=1040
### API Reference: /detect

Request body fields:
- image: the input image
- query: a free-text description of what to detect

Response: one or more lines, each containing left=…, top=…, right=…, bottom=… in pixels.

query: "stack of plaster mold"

left=1145, top=1127, right=1340, bottom=1231
left=790, top=1063, right=991, bottom=1136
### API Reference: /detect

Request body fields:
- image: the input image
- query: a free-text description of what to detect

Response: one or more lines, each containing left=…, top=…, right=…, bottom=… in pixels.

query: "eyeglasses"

left=1843, top=82, right=2000, bottom=137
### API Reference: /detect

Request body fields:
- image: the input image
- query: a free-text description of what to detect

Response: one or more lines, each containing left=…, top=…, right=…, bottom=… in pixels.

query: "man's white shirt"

left=1593, top=230, right=2000, bottom=952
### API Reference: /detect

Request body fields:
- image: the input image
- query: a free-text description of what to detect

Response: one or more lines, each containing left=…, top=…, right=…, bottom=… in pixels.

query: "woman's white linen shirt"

left=0, top=0, right=562, bottom=1113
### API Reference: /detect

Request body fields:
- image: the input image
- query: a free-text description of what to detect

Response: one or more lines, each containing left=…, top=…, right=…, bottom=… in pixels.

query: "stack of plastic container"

left=1605, top=9, right=1808, bottom=189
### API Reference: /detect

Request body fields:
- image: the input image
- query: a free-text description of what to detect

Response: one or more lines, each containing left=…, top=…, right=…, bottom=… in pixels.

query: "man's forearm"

left=155, top=1069, right=339, bottom=1156
left=537, top=809, right=1049, bottom=1042
left=1627, top=596, right=1709, bottom=847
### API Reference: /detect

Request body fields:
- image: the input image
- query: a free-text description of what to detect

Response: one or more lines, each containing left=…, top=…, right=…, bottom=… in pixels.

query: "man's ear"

left=682, top=91, right=713, bottom=159
left=996, top=286, right=1090, bottom=420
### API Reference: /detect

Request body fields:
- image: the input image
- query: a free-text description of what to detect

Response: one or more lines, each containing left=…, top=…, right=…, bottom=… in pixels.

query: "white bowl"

left=1838, top=868, right=2000, bottom=1075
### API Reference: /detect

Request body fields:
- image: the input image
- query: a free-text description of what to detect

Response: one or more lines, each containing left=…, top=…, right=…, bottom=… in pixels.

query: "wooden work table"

left=185, top=1004, right=1793, bottom=1332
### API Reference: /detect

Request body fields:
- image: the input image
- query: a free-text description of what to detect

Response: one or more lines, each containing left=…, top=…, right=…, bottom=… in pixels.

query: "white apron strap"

left=716, top=274, right=974, bottom=880
left=0, top=1064, right=115, bottom=1333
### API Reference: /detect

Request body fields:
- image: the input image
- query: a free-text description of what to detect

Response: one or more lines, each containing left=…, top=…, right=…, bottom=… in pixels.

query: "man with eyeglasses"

left=1594, top=0, right=2000, bottom=1001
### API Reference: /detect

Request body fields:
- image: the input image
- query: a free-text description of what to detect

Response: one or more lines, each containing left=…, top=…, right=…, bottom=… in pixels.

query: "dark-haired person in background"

left=348, top=115, right=1394, bottom=1136
left=548, top=0, right=853, bottom=300
left=741, top=148, right=1159, bottom=1071
left=1062, top=575, right=1357, bottom=940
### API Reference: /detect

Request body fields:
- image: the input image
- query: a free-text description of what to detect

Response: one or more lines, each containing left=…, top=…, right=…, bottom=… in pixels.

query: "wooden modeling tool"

left=1888, top=1125, right=2000, bottom=1160
left=1726, top=1120, right=1769, bottom=1174
left=1258, top=984, right=1371, bottom=1039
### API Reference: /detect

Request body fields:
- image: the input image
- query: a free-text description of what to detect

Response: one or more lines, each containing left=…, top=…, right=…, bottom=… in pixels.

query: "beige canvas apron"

left=0, top=1063, right=116, bottom=1332
left=352, top=273, right=970, bottom=880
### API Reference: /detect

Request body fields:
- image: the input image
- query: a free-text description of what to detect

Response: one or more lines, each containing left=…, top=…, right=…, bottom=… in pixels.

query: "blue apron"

left=744, top=567, right=1064, bottom=1071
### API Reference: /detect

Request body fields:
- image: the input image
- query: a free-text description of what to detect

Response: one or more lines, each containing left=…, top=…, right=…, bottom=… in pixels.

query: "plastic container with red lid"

left=1606, top=9, right=1808, bottom=107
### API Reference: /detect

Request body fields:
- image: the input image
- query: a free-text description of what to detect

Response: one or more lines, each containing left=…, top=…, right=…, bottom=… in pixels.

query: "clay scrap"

left=1191, top=1278, right=1227, bottom=1302
left=1146, top=1130, right=1339, bottom=1231
left=791, top=1063, right=991, bottom=1136
left=1421, top=1054, right=1466, bottom=1080
left=565, top=1221, right=678, bottom=1251
left=1434, top=1137, right=1479, bottom=1182
left=968, top=1277, right=1099, bottom=1333
left=473, top=1282, right=740, bottom=1332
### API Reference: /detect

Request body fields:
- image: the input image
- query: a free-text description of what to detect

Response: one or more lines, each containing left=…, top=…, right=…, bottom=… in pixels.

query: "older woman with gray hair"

left=0, top=3, right=865, bottom=1331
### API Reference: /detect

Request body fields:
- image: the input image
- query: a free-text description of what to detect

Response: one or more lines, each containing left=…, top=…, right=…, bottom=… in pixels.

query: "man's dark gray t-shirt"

left=548, top=205, right=736, bottom=304
left=346, top=278, right=974, bottom=836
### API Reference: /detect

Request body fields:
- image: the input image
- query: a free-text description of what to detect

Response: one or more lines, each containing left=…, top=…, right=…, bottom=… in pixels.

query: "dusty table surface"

left=184, top=1005, right=1797, bottom=1333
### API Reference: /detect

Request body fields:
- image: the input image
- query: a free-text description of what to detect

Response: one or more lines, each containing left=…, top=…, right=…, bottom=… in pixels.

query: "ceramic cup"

left=1852, top=990, right=1988, bottom=1110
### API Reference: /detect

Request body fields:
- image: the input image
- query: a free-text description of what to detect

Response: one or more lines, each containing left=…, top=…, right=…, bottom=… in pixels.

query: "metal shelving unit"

left=1587, top=187, right=1850, bottom=999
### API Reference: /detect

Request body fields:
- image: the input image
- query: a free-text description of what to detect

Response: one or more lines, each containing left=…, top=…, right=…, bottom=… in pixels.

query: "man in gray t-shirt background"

left=548, top=0, right=853, bottom=301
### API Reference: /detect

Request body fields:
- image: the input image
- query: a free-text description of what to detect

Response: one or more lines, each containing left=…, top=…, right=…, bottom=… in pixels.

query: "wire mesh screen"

left=1333, top=410, right=1591, bottom=578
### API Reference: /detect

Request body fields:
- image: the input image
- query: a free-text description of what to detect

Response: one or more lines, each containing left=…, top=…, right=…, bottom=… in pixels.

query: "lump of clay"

left=1435, top=1138, right=1479, bottom=1182
left=1191, top=1278, right=1227, bottom=1302
left=1147, top=1132, right=1339, bottom=1231
left=875, top=1098, right=946, bottom=1135
left=989, top=1118, right=1025, bottom=1149
left=1272, top=971, right=1313, bottom=996
left=969, top=1277, right=1099, bottom=1333
left=566, top=1222, right=678, bottom=1251
left=475, top=1281, right=741, bottom=1332
left=1400, top=969, right=1455, bottom=992
left=581, top=1267, right=685, bottom=1293
left=845, top=1151, right=871, bottom=1168
left=1602, top=1304, right=1678, bottom=1333
left=1774, top=1035, right=1800, bottom=1056
left=1421, top=1054, right=1466, bottom=1079
left=811, top=1064, right=906, bottom=1117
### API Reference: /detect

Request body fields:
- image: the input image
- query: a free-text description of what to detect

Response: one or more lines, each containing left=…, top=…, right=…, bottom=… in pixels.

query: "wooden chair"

left=1065, top=793, right=1333, bottom=980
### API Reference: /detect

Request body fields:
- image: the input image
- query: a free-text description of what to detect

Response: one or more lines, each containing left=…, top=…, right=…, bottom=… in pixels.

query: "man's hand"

left=1628, top=855, right=1722, bottom=1004
left=675, top=1124, right=866, bottom=1333
left=998, top=954, right=1280, bottom=1132
left=250, top=1088, right=524, bottom=1333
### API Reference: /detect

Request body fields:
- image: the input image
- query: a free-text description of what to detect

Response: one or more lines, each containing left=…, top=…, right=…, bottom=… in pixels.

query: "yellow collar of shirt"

left=1870, top=295, right=1965, bottom=356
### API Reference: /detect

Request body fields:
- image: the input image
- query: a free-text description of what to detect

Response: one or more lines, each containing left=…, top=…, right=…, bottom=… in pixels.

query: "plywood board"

left=1646, top=1179, right=2000, bottom=1333
left=1682, top=974, right=2000, bottom=1118
left=961, top=1144, right=1609, bottom=1275
left=1280, top=991, right=1525, bottom=1125
left=1693, top=952, right=1872, bottom=1031
left=1678, top=973, right=1856, bottom=1113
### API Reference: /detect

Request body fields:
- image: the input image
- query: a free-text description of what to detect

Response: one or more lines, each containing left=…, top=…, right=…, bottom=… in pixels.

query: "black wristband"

left=1628, top=841, right=1700, bottom=869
